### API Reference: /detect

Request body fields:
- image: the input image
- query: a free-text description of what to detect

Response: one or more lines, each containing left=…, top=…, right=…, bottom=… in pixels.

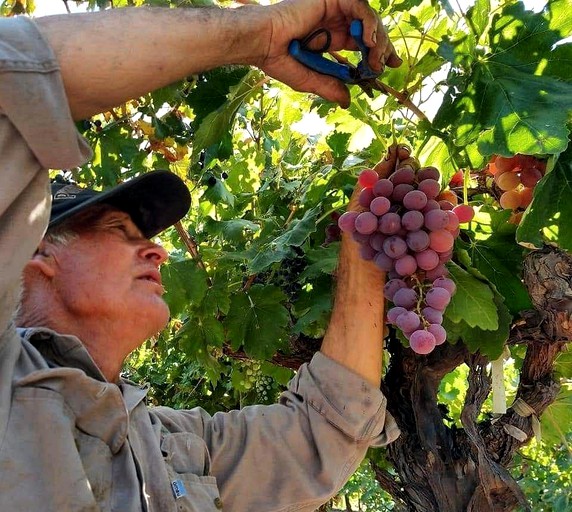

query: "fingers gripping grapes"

left=338, top=145, right=473, bottom=355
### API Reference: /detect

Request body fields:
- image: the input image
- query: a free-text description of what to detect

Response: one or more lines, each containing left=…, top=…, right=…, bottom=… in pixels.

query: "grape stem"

left=328, top=52, right=429, bottom=122
left=174, top=221, right=212, bottom=286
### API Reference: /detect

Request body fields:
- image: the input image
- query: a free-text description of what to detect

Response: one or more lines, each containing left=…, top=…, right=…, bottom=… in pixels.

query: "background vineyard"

left=3, top=0, right=571, bottom=510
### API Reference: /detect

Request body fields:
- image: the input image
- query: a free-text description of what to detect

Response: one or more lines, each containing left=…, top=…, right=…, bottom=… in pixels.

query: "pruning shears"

left=288, top=20, right=384, bottom=98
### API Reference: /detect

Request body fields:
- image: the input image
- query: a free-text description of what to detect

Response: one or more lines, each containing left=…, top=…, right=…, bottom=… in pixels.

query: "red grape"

left=358, top=168, right=379, bottom=188
left=387, top=306, right=408, bottom=324
left=425, top=286, right=452, bottom=310
left=422, top=199, right=440, bottom=213
left=390, top=166, right=415, bottom=185
left=406, top=230, right=430, bottom=252
left=384, top=279, right=408, bottom=301
left=424, top=209, right=449, bottom=231
left=452, top=204, right=474, bottom=223
left=359, top=188, right=375, bottom=208
left=392, top=183, right=415, bottom=203
left=416, top=249, right=440, bottom=271
left=438, top=200, right=455, bottom=211
left=520, top=167, right=543, bottom=188
left=429, top=229, right=455, bottom=252
left=402, top=210, right=424, bottom=231
left=418, top=166, right=440, bottom=181
left=422, top=306, right=443, bottom=324
left=369, top=233, right=386, bottom=252
left=370, top=196, right=391, bottom=216
left=409, top=330, right=436, bottom=354
left=393, top=287, right=418, bottom=309
left=417, top=179, right=441, bottom=200
left=383, top=236, right=408, bottom=259
left=403, top=190, right=428, bottom=210
left=433, top=277, right=456, bottom=295
left=445, top=211, right=460, bottom=231
left=379, top=212, right=401, bottom=235
left=355, top=211, right=378, bottom=234
left=396, top=311, right=421, bottom=333
left=427, top=324, right=446, bottom=345
left=374, top=251, right=394, bottom=272
left=338, top=211, right=359, bottom=232
left=373, top=178, right=394, bottom=197
left=359, top=245, right=377, bottom=260
left=395, top=254, right=418, bottom=277
left=424, top=264, right=448, bottom=281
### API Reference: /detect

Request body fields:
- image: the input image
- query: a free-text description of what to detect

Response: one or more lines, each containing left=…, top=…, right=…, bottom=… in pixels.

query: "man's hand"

left=259, top=0, right=401, bottom=108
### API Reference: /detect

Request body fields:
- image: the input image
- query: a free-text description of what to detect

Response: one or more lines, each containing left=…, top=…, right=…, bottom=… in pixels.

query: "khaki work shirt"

left=0, top=16, right=400, bottom=512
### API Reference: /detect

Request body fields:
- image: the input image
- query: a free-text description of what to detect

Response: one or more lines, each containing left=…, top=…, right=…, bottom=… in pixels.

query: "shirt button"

left=214, top=497, right=223, bottom=509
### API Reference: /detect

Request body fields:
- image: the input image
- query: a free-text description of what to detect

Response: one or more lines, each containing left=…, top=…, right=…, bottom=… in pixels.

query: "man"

left=0, top=1, right=401, bottom=510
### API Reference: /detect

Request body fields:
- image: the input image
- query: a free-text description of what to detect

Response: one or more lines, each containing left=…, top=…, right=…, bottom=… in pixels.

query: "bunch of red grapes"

left=338, top=159, right=474, bottom=355
left=488, top=154, right=546, bottom=223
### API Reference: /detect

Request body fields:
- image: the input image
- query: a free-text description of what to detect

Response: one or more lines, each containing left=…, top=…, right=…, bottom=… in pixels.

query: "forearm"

left=35, top=6, right=267, bottom=120
left=320, top=147, right=401, bottom=387
left=320, top=235, right=385, bottom=388
left=35, top=0, right=400, bottom=117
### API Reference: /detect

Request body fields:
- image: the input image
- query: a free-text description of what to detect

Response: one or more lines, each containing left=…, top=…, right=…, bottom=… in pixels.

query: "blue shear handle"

left=350, top=20, right=366, bottom=53
left=288, top=40, right=353, bottom=82
left=350, top=20, right=378, bottom=80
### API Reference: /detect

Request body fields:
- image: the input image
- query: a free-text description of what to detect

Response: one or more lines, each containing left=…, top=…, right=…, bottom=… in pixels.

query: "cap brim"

left=49, top=171, right=191, bottom=238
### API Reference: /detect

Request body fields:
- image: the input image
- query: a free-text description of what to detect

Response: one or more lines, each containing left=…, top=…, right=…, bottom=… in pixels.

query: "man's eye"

left=113, top=224, right=128, bottom=233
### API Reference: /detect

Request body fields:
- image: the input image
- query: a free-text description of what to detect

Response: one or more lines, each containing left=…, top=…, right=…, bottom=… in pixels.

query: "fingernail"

left=372, top=30, right=377, bottom=44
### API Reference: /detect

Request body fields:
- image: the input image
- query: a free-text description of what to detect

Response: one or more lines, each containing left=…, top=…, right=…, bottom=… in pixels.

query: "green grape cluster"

left=239, top=360, right=262, bottom=391
left=255, top=375, right=274, bottom=401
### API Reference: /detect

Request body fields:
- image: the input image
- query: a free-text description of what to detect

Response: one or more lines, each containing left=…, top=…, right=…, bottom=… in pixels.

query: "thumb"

left=373, top=143, right=406, bottom=178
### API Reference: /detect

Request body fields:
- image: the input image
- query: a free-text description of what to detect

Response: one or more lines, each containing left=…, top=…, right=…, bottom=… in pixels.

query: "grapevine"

left=338, top=148, right=473, bottom=355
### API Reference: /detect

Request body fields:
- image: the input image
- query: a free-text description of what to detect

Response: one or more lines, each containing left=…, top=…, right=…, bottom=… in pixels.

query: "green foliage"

left=518, top=142, right=572, bottom=250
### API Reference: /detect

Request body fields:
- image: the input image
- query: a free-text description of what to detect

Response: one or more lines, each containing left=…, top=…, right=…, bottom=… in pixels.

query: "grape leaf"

left=249, top=206, right=320, bottom=273
left=292, top=275, right=333, bottom=335
left=185, top=67, right=250, bottom=127
left=447, top=262, right=498, bottom=330
left=300, top=244, right=340, bottom=279
left=434, top=2, right=572, bottom=156
left=260, top=361, right=294, bottom=386
left=451, top=290, right=511, bottom=360
left=224, top=285, right=290, bottom=360
left=161, top=259, right=210, bottom=317
left=191, top=69, right=263, bottom=166
left=199, top=274, right=232, bottom=317
left=539, top=383, right=572, bottom=446
left=517, top=143, right=572, bottom=251
left=467, top=0, right=491, bottom=38
left=203, top=217, right=260, bottom=243
left=554, top=348, right=572, bottom=379
left=458, top=233, right=532, bottom=315
left=201, top=179, right=235, bottom=207
left=177, top=316, right=225, bottom=384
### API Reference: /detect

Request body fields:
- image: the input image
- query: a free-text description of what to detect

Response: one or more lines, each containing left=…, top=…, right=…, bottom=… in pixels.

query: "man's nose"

left=140, top=241, right=169, bottom=266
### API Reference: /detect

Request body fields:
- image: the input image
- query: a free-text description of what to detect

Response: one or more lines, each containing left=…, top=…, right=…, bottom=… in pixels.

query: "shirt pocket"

left=161, top=432, right=224, bottom=511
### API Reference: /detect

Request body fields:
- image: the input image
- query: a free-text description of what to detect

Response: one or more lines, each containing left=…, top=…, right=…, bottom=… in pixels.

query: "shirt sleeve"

left=0, top=16, right=91, bottom=335
left=153, top=352, right=400, bottom=512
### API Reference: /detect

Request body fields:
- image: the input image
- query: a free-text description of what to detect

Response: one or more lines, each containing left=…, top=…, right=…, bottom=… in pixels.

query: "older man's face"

left=49, top=209, right=170, bottom=341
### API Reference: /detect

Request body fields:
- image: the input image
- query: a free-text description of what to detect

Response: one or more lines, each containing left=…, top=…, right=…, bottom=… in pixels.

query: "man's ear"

left=26, top=240, right=58, bottom=278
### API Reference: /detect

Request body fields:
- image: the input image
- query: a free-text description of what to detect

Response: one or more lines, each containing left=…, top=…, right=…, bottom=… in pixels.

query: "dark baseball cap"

left=50, top=171, right=191, bottom=238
